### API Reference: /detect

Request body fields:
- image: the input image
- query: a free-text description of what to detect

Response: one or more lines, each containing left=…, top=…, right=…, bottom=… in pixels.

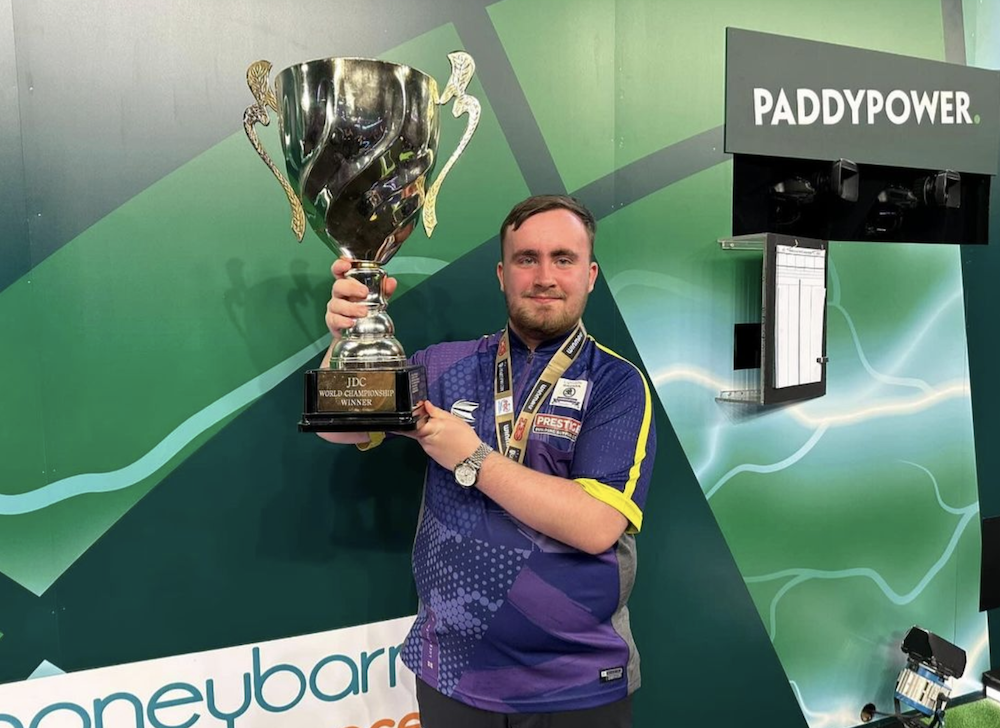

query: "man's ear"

left=497, top=261, right=505, bottom=292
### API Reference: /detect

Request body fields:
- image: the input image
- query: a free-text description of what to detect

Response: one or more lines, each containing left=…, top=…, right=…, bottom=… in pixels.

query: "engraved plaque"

left=315, top=371, right=397, bottom=414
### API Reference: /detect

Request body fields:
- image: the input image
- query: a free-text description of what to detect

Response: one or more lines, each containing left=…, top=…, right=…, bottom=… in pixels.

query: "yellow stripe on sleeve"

left=593, top=342, right=653, bottom=503
left=575, top=478, right=644, bottom=533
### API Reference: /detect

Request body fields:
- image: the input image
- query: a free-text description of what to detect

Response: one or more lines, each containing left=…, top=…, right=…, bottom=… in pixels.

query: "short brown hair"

left=499, top=195, right=596, bottom=260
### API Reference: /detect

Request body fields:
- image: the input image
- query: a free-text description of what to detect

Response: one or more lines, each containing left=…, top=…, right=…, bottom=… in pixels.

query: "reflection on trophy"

left=244, top=53, right=480, bottom=431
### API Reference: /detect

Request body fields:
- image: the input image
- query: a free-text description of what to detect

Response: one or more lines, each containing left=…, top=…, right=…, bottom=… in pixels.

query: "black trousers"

left=416, top=679, right=632, bottom=728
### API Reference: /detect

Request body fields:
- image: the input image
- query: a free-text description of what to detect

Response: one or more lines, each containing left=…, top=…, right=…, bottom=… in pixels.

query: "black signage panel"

left=725, top=28, right=1000, bottom=175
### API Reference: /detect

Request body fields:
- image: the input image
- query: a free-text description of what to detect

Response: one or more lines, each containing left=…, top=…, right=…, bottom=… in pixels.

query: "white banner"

left=0, top=616, right=419, bottom=728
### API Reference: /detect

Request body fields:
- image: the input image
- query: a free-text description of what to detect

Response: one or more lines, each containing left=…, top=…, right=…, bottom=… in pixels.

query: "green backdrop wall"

left=1, top=1, right=997, bottom=727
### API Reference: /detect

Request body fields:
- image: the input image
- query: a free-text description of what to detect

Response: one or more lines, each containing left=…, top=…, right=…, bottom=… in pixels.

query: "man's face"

left=497, top=208, right=598, bottom=346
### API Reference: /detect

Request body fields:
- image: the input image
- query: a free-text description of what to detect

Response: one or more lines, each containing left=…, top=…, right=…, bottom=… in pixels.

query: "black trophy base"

left=298, top=363, right=427, bottom=433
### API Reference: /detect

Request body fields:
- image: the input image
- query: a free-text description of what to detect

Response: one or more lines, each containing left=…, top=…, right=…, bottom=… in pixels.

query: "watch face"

left=455, top=463, right=476, bottom=487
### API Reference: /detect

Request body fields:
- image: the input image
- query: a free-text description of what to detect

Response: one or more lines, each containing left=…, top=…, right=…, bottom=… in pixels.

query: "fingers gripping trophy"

left=244, top=53, right=480, bottom=431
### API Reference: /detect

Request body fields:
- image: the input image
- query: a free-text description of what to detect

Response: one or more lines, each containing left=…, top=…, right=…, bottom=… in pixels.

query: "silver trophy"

left=244, top=53, right=480, bottom=431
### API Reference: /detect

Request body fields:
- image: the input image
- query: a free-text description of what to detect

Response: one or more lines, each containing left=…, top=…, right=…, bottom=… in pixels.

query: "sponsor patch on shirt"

left=533, top=414, right=582, bottom=441
left=495, top=396, right=514, bottom=416
left=550, top=378, right=588, bottom=410
left=600, top=666, right=624, bottom=683
left=450, top=399, right=479, bottom=425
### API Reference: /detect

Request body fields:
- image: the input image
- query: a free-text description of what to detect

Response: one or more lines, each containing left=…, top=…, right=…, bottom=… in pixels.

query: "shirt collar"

left=505, top=321, right=584, bottom=355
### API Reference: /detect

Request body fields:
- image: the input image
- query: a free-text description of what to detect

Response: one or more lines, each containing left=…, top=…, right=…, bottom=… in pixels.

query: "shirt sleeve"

left=569, top=356, right=656, bottom=533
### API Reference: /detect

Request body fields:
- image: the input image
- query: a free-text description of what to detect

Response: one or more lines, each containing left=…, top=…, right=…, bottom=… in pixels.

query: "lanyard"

left=494, top=323, right=587, bottom=463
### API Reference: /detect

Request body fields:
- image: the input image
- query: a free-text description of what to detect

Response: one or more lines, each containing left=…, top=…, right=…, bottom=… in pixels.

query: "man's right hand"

left=316, top=258, right=398, bottom=446
left=324, top=257, right=398, bottom=356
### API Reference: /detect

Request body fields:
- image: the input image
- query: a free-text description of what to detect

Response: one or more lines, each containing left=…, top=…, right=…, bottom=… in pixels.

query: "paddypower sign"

left=724, top=28, right=1000, bottom=175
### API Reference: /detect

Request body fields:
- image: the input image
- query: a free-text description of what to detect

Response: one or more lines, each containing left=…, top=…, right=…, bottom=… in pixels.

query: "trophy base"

left=299, top=411, right=423, bottom=432
left=299, top=363, right=427, bottom=433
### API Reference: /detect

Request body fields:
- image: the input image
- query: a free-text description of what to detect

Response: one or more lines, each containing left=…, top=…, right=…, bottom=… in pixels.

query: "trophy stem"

left=329, top=263, right=407, bottom=369
left=301, top=260, right=426, bottom=432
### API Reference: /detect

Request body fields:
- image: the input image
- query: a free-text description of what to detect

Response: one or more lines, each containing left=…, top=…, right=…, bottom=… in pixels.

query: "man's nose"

left=534, top=259, right=557, bottom=285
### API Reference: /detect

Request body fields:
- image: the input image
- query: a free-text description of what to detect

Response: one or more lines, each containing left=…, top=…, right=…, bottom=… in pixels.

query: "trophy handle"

left=243, top=60, right=307, bottom=242
left=423, top=51, right=481, bottom=238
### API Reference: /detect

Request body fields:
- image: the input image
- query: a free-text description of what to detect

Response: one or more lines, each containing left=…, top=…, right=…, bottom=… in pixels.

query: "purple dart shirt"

left=389, top=327, right=656, bottom=713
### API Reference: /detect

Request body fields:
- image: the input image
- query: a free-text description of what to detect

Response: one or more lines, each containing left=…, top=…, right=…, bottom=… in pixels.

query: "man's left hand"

left=399, top=400, right=484, bottom=471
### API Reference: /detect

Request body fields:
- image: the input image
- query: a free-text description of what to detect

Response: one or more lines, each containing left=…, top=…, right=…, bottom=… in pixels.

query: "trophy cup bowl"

left=244, top=53, right=480, bottom=431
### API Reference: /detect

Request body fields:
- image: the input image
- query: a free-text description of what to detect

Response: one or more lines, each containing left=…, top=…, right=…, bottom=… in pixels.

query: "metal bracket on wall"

left=716, top=389, right=763, bottom=404
left=719, top=233, right=766, bottom=251
left=717, top=234, right=766, bottom=405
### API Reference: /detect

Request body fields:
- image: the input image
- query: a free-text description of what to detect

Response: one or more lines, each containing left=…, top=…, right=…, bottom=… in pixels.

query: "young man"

left=320, top=195, right=656, bottom=727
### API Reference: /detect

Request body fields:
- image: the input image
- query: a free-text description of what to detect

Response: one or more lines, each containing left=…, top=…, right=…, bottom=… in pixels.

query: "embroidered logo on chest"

left=450, top=399, right=480, bottom=425
left=533, top=414, right=582, bottom=441
left=550, top=378, right=588, bottom=410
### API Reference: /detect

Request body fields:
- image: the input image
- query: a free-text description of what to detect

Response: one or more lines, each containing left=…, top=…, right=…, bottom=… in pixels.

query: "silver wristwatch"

left=453, top=442, right=494, bottom=488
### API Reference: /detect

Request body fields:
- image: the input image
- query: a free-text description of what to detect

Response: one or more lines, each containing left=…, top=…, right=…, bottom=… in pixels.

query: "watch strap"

left=467, top=442, right=494, bottom=469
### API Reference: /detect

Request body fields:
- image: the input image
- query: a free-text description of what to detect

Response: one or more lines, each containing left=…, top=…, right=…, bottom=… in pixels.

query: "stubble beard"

left=505, top=289, right=587, bottom=343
